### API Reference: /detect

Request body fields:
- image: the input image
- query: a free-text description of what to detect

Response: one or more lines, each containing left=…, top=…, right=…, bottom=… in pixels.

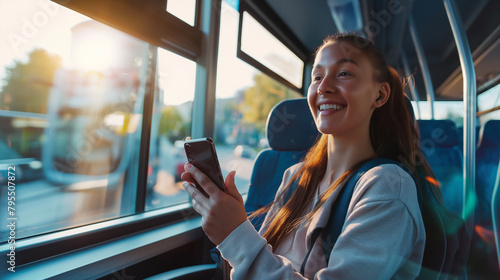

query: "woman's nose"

left=317, top=78, right=335, bottom=95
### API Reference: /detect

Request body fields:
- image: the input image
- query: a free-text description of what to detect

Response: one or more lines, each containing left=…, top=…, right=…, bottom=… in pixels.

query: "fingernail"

left=182, top=181, right=190, bottom=188
left=185, top=163, right=192, bottom=171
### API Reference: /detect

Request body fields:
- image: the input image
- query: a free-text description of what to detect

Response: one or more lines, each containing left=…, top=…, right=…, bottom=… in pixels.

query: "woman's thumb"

left=224, top=170, right=242, bottom=202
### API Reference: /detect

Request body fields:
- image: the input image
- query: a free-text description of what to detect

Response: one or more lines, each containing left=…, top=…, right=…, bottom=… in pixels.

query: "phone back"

left=184, top=138, right=225, bottom=192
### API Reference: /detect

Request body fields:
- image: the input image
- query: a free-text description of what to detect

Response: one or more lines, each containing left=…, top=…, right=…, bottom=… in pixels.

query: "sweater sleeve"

left=218, top=219, right=308, bottom=279
left=218, top=164, right=425, bottom=280
left=218, top=164, right=309, bottom=279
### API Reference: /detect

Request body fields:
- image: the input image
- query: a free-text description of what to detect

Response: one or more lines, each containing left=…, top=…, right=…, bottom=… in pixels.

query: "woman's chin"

left=318, top=127, right=340, bottom=136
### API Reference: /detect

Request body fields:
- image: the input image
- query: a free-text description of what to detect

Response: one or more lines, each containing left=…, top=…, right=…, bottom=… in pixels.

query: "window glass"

left=241, top=12, right=304, bottom=89
left=478, top=83, right=500, bottom=125
left=215, top=1, right=301, bottom=194
left=411, top=100, right=464, bottom=127
left=146, top=49, right=195, bottom=210
left=166, top=0, right=197, bottom=27
left=0, top=0, right=148, bottom=239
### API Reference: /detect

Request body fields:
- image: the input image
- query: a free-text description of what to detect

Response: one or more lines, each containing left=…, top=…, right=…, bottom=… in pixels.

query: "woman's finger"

left=224, top=170, right=244, bottom=204
left=180, top=172, right=195, bottom=183
left=191, top=198, right=207, bottom=216
left=182, top=181, right=210, bottom=206
left=184, top=164, right=221, bottom=198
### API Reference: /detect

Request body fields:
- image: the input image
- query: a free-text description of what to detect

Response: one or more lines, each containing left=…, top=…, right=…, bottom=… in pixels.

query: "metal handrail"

left=409, top=15, right=435, bottom=119
left=492, top=159, right=500, bottom=272
left=401, top=51, right=421, bottom=119
left=444, top=0, right=477, bottom=229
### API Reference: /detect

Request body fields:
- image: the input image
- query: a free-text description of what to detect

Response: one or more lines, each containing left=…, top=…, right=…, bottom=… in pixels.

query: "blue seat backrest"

left=417, top=119, right=463, bottom=216
left=476, top=120, right=500, bottom=226
left=245, top=98, right=320, bottom=230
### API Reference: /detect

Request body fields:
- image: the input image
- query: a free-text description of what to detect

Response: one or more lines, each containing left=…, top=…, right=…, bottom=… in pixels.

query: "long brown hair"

left=252, top=34, right=443, bottom=250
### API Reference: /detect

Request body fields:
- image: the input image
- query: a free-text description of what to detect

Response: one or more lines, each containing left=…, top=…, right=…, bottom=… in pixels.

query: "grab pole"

left=444, top=0, right=477, bottom=229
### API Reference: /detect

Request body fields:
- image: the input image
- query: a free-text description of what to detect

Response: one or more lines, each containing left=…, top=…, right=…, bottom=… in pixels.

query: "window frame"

left=4, top=203, right=197, bottom=267
left=166, top=0, right=202, bottom=29
left=53, top=0, right=203, bottom=60
left=236, top=0, right=309, bottom=93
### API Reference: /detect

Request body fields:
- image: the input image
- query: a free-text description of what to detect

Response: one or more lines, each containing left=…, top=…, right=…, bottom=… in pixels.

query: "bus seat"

left=245, top=98, right=320, bottom=230
left=476, top=120, right=500, bottom=227
left=417, top=120, right=463, bottom=216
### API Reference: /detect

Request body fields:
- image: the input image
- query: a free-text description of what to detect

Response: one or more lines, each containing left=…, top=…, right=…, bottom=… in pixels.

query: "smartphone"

left=184, top=137, right=226, bottom=195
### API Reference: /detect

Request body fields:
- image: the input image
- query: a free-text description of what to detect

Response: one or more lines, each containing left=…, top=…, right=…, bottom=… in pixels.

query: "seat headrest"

left=417, top=120, right=459, bottom=148
left=266, top=98, right=320, bottom=151
left=480, top=119, right=500, bottom=148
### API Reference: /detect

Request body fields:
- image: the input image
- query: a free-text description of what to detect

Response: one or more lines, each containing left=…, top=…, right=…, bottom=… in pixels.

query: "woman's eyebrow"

left=312, top=64, right=324, bottom=71
left=313, top=58, right=358, bottom=69
left=336, top=58, right=358, bottom=66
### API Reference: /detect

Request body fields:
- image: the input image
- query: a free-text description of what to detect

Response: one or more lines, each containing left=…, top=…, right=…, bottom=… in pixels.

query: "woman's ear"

left=373, top=82, right=390, bottom=108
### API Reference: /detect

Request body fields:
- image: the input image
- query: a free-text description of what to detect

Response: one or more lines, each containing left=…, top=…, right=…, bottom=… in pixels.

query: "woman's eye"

left=313, top=76, right=323, bottom=81
left=338, top=72, right=351, bottom=77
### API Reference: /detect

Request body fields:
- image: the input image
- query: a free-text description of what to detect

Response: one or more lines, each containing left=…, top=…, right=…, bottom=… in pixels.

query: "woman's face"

left=307, top=41, right=384, bottom=137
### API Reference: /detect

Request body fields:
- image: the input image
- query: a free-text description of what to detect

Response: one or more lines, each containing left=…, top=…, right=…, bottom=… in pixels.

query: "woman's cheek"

left=307, top=88, right=317, bottom=109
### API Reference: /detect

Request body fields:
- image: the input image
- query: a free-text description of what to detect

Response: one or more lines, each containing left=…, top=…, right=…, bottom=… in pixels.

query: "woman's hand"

left=181, top=163, right=247, bottom=245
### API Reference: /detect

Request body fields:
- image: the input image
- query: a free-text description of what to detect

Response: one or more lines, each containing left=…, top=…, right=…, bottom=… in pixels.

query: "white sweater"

left=218, top=163, right=426, bottom=279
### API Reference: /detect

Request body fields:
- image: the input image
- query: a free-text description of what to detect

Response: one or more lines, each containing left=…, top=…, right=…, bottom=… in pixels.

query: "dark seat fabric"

left=417, top=120, right=463, bottom=216
left=245, top=98, right=320, bottom=230
left=476, top=120, right=500, bottom=226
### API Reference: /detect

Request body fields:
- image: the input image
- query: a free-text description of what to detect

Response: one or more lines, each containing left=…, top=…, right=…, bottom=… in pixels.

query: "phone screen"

left=184, top=137, right=226, bottom=193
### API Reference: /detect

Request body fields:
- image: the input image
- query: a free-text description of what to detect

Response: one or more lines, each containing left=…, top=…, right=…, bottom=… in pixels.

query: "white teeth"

left=319, top=104, right=345, bottom=111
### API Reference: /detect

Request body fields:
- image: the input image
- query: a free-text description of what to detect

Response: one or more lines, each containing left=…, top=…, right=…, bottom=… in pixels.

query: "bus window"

left=411, top=100, right=464, bottom=125
left=214, top=0, right=302, bottom=194
left=146, top=49, right=196, bottom=210
left=240, top=11, right=304, bottom=89
left=0, top=0, right=148, bottom=239
left=478, top=83, right=500, bottom=124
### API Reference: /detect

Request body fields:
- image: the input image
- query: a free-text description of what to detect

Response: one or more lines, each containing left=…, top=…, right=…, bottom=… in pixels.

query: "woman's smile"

left=318, top=103, right=346, bottom=116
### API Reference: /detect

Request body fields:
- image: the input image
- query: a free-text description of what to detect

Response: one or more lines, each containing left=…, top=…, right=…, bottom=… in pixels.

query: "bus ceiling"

left=243, top=0, right=499, bottom=101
